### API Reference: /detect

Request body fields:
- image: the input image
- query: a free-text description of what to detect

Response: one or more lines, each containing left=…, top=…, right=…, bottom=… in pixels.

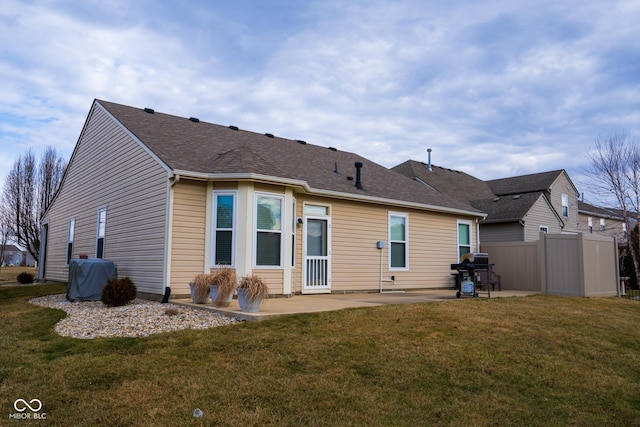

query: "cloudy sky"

left=1, top=0, right=639, bottom=204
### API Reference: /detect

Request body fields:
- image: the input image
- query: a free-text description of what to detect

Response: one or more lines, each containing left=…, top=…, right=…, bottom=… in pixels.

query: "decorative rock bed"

left=29, top=294, right=239, bottom=339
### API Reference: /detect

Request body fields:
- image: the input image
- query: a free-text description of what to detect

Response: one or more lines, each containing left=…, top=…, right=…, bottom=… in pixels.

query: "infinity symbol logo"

left=14, top=398, right=43, bottom=412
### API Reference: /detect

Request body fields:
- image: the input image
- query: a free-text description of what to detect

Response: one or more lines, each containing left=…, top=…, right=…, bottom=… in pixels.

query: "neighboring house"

left=0, top=245, right=35, bottom=267
left=392, top=160, right=580, bottom=243
left=578, top=201, right=628, bottom=241
left=40, top=100, right=484, bottom=298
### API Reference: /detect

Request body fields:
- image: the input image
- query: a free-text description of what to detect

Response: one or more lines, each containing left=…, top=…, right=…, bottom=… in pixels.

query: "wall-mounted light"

left=297, top=217, right=303, bottom=225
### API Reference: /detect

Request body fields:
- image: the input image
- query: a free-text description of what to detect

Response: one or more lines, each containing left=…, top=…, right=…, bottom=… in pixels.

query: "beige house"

left=393, top=161, right=580, bottom=242
left=39, top=100, right=485, bottom=298
left=578, top=200, right=629, bottom=242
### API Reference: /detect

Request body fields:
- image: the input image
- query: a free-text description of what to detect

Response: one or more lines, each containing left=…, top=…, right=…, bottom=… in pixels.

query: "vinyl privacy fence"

left=481, top=233, right=619, bottom=297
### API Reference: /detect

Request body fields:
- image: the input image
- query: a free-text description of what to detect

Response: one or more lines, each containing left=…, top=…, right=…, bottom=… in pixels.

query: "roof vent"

left=144, top=108, right=155, bottom=114
left=228, top=125, right=239, bottom=131
left=189, top=117, right=200, bottom=123
left=354, top=162, right=363, bottom=190
left=296, top=140, right=307, bottom=145
left=493, top=197, right=501, bottom=202
left=513, top=195, right=521, bottom=200
left=265, top=133, right=274, bottom=138
left=328, top=147, right=337, bottom=151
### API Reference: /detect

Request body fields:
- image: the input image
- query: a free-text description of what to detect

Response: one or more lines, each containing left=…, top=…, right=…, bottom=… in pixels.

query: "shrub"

left=16, top=271, right=35, bottom=284
left=101, top=277, right=137, bottom=307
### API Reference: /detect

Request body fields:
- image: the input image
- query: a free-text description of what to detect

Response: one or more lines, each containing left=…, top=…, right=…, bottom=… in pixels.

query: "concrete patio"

left=173, top=289, right=540, bottom=322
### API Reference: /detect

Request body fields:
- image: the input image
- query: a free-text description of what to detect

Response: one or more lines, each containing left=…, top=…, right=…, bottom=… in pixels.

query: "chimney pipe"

left=354, top=162, right=363, bottom=190
left=427, top=148, right=432, bottom=171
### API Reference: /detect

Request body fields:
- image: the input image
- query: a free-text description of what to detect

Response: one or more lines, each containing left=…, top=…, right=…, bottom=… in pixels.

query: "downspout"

left=162, top=173, right=180, bottom=303
left=476, top=217, right=481, bottom=253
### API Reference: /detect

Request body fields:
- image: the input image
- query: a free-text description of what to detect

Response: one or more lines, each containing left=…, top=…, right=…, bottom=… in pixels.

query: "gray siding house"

left=393, top=160, right=579, bottom=242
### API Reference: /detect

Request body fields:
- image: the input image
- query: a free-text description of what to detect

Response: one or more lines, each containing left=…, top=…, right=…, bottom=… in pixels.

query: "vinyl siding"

left=41, top=103, right=169, bottom=294
left=170, top=180, right=207, bottom=295
left=549, top=173, right=579, bottom=233
left=523, top=196, right=562, bottom=241
left=295, top=195, right=476, bottom=292
left=479, top=223, right=523, bottom=242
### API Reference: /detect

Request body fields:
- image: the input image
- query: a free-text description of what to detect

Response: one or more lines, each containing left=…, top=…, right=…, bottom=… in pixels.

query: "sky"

left=1, top=0, right=639, bottom=205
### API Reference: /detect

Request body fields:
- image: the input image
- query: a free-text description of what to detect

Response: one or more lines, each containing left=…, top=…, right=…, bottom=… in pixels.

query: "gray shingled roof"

left=392, top=160, right=559, bottom=223
left=97, top=100, right=481, bottom=215
left=486, top=170, right=565, bottom=196
left=578, top=201, right=625, bottom=220
left=392, top=161, right=495, bottom=203
left=470, top=192, right=548, bottom=223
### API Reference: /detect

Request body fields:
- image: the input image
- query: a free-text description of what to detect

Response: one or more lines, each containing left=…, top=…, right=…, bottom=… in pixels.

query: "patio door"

left=303, top=216, right=331, bottom=292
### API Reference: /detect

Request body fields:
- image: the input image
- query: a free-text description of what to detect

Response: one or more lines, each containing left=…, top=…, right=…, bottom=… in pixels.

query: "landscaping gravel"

left=29, top=294, right=239, bottom=339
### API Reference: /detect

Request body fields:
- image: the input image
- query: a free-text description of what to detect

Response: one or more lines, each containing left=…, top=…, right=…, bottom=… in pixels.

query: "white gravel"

left=29, top=294, right=239, bottom=339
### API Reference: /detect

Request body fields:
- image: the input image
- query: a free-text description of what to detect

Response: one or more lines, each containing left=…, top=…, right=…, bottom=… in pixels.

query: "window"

left=255, top=194, right=284, bottom=267
left=600, top=218, right=606, bottom=231
left=623, top=223, right=628, bottom=238
left=561, top=194, right=569, bottom=217
left=457, top=220, right=472, bottom=260
left=539, top=226, right=549, bottom=234
left=389, top=213, right=408, bottom=269
left=66, top=218, right=75, bottom=264
left=213, top=192, right=236, bottom=266
left=588, top=217, right=593, bottom=233
left=96, top=208, right=106, bottom=258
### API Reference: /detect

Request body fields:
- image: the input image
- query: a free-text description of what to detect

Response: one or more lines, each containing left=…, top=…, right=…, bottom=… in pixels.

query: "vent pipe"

left=354, top=162, right=363, bottom=190
left=427, top=148, right=433, bottom=171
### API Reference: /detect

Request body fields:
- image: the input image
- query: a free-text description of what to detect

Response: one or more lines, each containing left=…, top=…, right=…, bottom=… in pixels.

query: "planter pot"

left=209, top=285, right=234, bottom=307
left=189, top=282, right=210, bottom=304
left=236, top=288, right=264, bottom=313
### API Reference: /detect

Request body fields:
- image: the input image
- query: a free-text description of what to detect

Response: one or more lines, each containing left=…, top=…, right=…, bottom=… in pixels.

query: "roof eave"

left=171, top=169, right=486, bottom=218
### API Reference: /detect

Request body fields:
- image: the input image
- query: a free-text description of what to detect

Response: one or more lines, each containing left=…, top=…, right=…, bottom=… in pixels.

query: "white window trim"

left=600, top=218, right=606, bottom=231
left=389, top=212, right=409, bottom=271
left=291, top=198, right=297, bottom=268
left=212, top=190, right=237, bottom=267
left=66, top=218, right=75, bottom=265
left=457, top=219, right=473, bottom=262
left=96, top=207, right=107, bottom=258
left=561, top=194, right=569, bottom=217
left=254, top=192, right=285, bottom=269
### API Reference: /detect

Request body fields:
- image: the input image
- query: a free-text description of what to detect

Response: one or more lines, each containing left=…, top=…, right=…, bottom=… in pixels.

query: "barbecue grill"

left=450, top=252, right=490, bottom=298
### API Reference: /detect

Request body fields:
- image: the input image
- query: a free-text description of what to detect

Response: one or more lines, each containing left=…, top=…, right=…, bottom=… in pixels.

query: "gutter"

left=171, top=169, right=487, bottom=219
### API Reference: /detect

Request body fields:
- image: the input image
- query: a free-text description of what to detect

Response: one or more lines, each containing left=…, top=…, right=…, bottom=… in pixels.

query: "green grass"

left=2, top=285, right=640, bottom=426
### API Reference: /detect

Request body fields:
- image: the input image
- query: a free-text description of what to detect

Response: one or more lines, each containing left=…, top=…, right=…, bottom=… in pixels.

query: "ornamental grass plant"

left=212, top=266, right=237, bottom=306
left=238, top=273, right=269, bottom=304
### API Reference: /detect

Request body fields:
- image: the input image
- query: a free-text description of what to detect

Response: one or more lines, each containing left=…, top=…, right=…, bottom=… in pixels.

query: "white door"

left=303, top=216, right=331, bottom=292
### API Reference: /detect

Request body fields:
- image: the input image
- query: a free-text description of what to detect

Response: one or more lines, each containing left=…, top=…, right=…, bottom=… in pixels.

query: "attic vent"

left=493, top=197, right=501, bottom=202
left=328, top=147, right=337, bottom=151
left=265, top=133, right=274, bottom=138
left=189, top=117, right=200, bottom=123
left=513, top=195, right=521, bottom=200
left=296, top=140, right=307, bottom=145
left=228, top=125, right=239, bottom=131
left=144, top=108, right=155, bottom=114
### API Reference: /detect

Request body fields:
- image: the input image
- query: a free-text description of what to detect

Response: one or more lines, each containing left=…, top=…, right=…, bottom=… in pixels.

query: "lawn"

left=0, top=266, right=39, bottom=284
left=1, top=284, right=640, bottom=426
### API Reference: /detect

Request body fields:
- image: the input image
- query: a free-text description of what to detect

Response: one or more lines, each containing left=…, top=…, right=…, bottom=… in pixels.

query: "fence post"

left=537, top=233, right=547, bottom=294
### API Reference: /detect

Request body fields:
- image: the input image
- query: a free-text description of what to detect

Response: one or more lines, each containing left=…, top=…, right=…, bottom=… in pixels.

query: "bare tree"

left=0, top=147, right=67, bottom=262
left=585, top=132, right=640, bottom=284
